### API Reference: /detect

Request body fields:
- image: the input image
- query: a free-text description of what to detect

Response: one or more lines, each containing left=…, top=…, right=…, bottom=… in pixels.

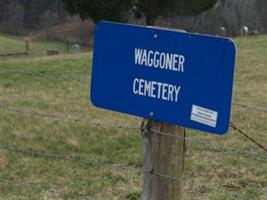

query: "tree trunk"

left=146, top=0, right=157, bottom=26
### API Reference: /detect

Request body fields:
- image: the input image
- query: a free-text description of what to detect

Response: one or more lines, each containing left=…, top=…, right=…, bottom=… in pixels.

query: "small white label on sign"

left=191, top=105, right=218, bottom=127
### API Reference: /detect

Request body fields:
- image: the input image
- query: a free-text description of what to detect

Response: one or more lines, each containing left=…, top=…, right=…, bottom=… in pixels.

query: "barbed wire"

left=0, top=180, right=241, bottom=200
left=0, top=177, right=96, bottom=200
left=8, top=172, right=257, bottom=200
left=2, top=106, right=266, bottom=161
left=232, top=102, right=267, bottom=113
left=1, top=23, right=266, bottom=200
left=0, top=120, right=265, bottom=198
left=144, top=169, right=185, bottom=182
left=1, top=106, right=139, bottom=130
left=0, top=69, right=267, bottom=158
left=1, top=71, right=266, bottom=197
left=0, top=143, right=141, bottom=172
left=1, top=135, right=262, bottom=198
left=0, top=176, right=247, bottom=200
left=230, top=121, right=267, bottom=152
left=140, top=124, right=267, bottom=161
left=0, top=164, right=250, bottom=200
left=1, top=120, right=265, bottom=197
left=0, top=68, right=88, bottom=83
left=1, top=68, right=266, bottom=114
left=0, top=143, right=190, bottom=185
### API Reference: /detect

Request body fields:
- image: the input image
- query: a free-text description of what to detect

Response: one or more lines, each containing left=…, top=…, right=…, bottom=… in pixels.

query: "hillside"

left=0, top=35, right=266, bottom=199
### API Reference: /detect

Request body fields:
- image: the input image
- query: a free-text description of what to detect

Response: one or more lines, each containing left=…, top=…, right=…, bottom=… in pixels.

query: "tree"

left=62, top=0, right=132, bottom=23
left=62, top=0, right=218, bottom=25
left=135, top=0, right=218, bottom=25
left=0, top=0, right=69, bottom=34
left=21, top=0, right=66, bottom=28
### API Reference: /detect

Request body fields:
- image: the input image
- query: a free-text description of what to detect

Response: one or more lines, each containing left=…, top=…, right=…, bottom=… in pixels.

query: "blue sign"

left=90, top=21, right=236, bottom=135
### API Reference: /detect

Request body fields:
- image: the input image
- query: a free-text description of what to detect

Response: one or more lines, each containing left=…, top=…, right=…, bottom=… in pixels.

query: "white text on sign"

left=133, top=48, right=185, bottom=102
left=134, top=48, right=185, bottom=72
left=133, top=78, right=181, bottom=102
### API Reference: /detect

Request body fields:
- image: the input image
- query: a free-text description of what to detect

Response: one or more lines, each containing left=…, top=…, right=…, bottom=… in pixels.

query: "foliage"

left=62, top=0, right=218, bottom=25
left=1, top=0, right=267, bottom=37
left=0, top=0, right=67, bottom=34
left=135, top=0, right=218, bottom=24
left=62, top=0, right=132, bottom=23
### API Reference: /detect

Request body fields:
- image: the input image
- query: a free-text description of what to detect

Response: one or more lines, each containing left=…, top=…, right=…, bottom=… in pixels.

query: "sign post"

left=90, top=21, right=236, bottom=199
left=141, top=120, right=185, bottom=200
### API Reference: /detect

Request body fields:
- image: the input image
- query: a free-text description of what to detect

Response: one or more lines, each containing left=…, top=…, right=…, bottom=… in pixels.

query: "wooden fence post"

left=141, top=120, right=186, bottom=200
left=66, top=39, right=70, bottom=53
left=25, top=40, right=29, bottom=52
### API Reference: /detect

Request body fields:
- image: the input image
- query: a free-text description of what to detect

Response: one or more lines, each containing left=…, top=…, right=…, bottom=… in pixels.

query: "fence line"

left=0, top=176, right=246, bottom=200
left=1, top=68, right=266, bottom=198
left=0, top=177, right=96, bottom=200
left=0, top=171, right=250, bottom=200
left=1, top=68, right=266, bottom=114
left=145, top=169, right=185, bottom=182
left=1, top=106, right=138, bottom=130
left=144, top=126, right=267, bottom=161
left=1, top=116, right=265, bottom=198
left=0, top=143, right=189, bottom=184
left=0, top=52, right=28, bottom=58
left=1, top=140, right=264, bottom=198
left=1, top=114, right=265, bottom=188
left=0, top=68, right=88, bottom=83
left=230, top=122, right=267, bottom=152
left=233, top=102, right=267, bottom=113
left=0, top=143, right=141, bottom=172
left=2, top=106, right=266, bottom=161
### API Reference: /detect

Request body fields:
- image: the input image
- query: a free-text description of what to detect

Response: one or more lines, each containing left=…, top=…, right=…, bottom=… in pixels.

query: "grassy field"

left=0, top=34, right=88, bottom=58
left=0, top=34, right=266, bottom=200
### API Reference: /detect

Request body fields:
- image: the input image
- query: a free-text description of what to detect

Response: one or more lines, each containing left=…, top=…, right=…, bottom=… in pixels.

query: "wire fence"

left=0, top=32, right=90, bottom=59
left=0, top=36, right=28, bottom=57
left=0, top=142, right=254, bottom=200
left=0, top=143, right=141, bottom=171
left=0, top=175, right=247, bottom=200
left=1, top=106, right=266, bottom=160
left=1, top=67, right=267, bottom=113
left=0, top=68, right=88, bottom=83
left=0, top=176, right=96, bottom=200
left=232, top=102, right=267, bottom=114
left=2, top=106, right=266, bottom=199
left=0, top=66, right=266, bottom=199
left=1, top=107, right=138, bottom=130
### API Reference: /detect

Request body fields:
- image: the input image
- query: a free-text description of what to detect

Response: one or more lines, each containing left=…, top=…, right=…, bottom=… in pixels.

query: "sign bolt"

left=153, top=34, right=159, bottom=40
left=149, top=112, right=154, bottom=117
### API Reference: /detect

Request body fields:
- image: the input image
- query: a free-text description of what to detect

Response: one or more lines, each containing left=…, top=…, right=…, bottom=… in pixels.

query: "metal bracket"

left=140, top=119, right=153, bottom=137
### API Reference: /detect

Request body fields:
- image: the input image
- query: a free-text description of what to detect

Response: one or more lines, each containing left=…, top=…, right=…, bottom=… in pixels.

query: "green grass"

left=0, top=34, right=88, bottom=58
left=0, top=35, right=266, bottom=199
